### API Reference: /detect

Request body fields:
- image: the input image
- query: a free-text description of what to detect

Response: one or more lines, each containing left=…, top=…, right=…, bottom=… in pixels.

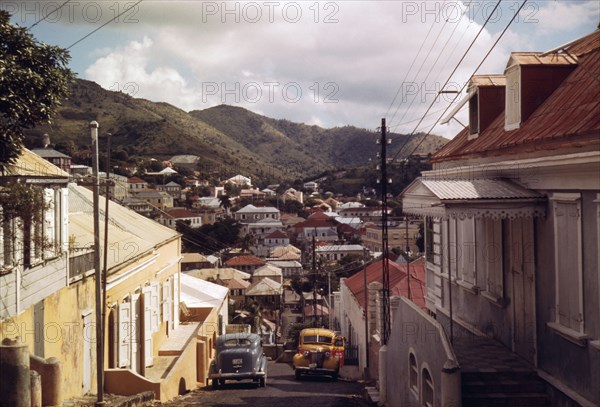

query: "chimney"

left=43, top=133, right=50, bottom=148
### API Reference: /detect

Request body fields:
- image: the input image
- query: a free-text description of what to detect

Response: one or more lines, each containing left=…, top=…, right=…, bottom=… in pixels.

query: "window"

left=421, top=368, right=434, bottom=407
left=551, top=194, right=584, bottom=334
left=477, top=218, right=503, bottom=301
left=505, top=65, right=521, bottom=130
left=409, top=353, right=418, bottom=395
left=425, top=217, right=434, bottom=263
left=458, top=218, right=476, bottom=286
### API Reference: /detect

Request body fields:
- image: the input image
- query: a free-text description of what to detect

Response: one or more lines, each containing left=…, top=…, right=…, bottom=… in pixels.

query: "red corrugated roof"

left=225, top=255, right=266, bottom=266
left=165, top=208, right=200, bottom=219
left=264, top=230, right=288, bottom=239
left=344, top=258, right=426, bottom=310
left=432, top=30, right=600, bottom=163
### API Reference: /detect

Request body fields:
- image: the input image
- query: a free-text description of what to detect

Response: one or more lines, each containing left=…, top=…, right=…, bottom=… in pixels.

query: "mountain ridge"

left=24, top=79, right=449, bottom=183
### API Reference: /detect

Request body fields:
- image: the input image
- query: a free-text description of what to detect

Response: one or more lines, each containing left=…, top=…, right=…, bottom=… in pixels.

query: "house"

left=156, top=181, right=183, bottom=200
left=134, top=189, right=174, bottom=210
left=0, top=149, right=73, bottom=402
left=315, top=244, right=366, bottom=262
left=336, top=258, right=426, bottom=378
left=67, top=184, right=199, bottom=402
left=395, top=29, right=600, bottom=407
left=181, top=253, right=212, bottom=271
left=127, top=176, right=148, bottom=191
left=224, top=255, right=266, bottom=275
left=158, top=208, right=203, bottom=229
left=303, top=181, right=318, bottom=191
left=226, top=278, right=251, bottom=303
left=293, top=211, right=339, bottom=242
left=234, top=204, right=280, bottom=222
left=266, top=260, right=303, bottom=277
left=239, top=188, right=267, bottom=201
left=338, top=205, right=383, bottom=222
left=184, top=267, right=250, bottom=284
left=120, top=196, right=153, bottom=215
left=252, top=264, right=283, bottom=285
left=245, top=277, right=282, bottom=308
left=169, top=155, right=200, bottom=171
left=226, top=174, right=251, bottom=187
left=363, top=220, right=421, bottom=253
left=281, top=187, right=303, bottom=203
left=263, top=230, right=289, bottom=247
left=31, top=145, right=72, bottom=173
left=268, top=244, right=302, bottom=261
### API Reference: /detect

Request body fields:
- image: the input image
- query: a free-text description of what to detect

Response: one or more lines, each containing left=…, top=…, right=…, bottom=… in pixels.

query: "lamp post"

left=89, top=121, right=105, bottom=405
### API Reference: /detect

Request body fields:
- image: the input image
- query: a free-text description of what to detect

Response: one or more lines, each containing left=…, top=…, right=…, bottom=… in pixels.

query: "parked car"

left=293, top=328, right=341, bottom=380
left=209, top=333, right=268, bottom=389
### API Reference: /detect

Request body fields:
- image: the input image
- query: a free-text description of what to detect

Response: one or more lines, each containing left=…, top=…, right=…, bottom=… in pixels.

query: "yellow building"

left=363, top=221, right=421, bottom=253
left=1, top=151, right=221, bottom=403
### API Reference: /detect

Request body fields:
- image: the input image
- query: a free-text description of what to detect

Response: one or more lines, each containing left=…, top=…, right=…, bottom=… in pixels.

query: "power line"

left=402, top=0, right=530, bottom=161
left=66, top=0, right=143, bottom=50
left=28, top=0, right=71, bottom=29
left=388, top=0, right=475, bottom=132
left=389, top=0, right=503, bottom=164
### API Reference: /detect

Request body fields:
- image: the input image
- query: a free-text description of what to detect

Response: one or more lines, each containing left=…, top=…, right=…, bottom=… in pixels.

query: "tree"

left=218, top=195, right=232, bottom=216
left=0, top=11, right=75, bottom=169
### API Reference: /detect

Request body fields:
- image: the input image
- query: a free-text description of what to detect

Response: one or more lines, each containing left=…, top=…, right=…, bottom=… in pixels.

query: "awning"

left=399, top=178, right=546, bottom=219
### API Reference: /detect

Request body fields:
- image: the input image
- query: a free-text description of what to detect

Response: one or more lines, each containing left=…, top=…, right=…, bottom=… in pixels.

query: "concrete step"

left=463, top=379, right=546, bottom=394
left=463, top=392, right=550, bottom=407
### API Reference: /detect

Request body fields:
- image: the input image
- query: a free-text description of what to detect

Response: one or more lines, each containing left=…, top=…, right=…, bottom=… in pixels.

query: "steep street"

left=154, top=361, right=374, bottom=407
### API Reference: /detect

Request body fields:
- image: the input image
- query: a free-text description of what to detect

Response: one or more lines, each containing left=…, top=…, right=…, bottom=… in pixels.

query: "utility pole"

left=312, top=235, right=317, bottom=327
left=379, top=118, right=391, bottom=345
left=90, top=121, right=105, bottom=405
left=405, top=216, right=411, bottom=300
left=363, top=247, right=369, bottom=371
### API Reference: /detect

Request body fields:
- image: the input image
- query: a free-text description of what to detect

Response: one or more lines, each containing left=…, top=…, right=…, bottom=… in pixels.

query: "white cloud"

left=78, top=0, right=598, bottom=140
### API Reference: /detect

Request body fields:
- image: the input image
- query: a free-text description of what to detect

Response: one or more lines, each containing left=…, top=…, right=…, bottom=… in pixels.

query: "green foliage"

left=287, top=322, right=315, bottom=347
left=178, top=217, right=241, bottom=254
left=0, top=11, right=75, bottom=169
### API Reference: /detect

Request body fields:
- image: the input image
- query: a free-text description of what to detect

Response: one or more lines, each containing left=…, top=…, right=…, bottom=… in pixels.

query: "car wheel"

left=212, top=379, right=219, bottom=390
left=295, top=370, right=301, bottom=380
left=259, top=374, right=267, bottom=387
left=331, top=370, right=339, bottom=381
left=219, top=379, right=225, bottom=386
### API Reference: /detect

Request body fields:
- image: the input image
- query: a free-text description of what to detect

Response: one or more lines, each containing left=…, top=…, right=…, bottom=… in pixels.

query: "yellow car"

left=293, top=328, right=341, bottom=380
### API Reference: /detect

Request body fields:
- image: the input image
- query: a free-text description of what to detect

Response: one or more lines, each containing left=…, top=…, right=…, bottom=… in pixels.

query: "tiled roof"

left=432, top=29, right=600, bottom=163
left=344, top=258, right=426, bottom=310
left=164, top=208, right=201, bottom=218
left=264, top=230, right=288, bottom=239
left=225, top=255, right=266, bottom=267
left=128, top=176, right=147, bottom=183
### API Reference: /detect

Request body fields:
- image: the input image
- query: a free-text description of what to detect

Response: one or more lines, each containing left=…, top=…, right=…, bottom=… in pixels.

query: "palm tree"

left=219, top=194, right=232, bottom=216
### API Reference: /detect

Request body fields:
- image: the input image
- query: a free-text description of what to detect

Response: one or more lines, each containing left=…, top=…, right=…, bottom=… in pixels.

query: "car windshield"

left=303, top=335, right=333, bottom=345
left=222, top=338, right=252, bottom=348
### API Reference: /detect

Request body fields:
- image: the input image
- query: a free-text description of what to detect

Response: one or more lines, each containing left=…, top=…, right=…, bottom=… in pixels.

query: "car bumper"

left=209, top=370, right=266, bottom=380
left=295, top=366, right=337, bottom=375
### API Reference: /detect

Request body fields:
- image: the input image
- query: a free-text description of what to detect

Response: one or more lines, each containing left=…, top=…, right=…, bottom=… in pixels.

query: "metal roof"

left=419, top=178, right=542, bottom=200
left=31, top=148, right=71, bottom=159
left=4, top=148, right=69, bottom=179
left=433, top=29, right=600, bottom=163
left=180, top=273, right=228, bottom=308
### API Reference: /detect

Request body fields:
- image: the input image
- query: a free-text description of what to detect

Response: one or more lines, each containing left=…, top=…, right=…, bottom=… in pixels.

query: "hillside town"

left=1, top=5, right=599, bottom=407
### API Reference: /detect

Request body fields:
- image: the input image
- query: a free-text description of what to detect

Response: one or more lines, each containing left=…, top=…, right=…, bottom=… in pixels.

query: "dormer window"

left=504, top=52, right=577, bottom=131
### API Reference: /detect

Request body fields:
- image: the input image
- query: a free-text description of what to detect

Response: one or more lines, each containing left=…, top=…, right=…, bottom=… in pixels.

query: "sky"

left=6, top=0, right=600, bottom=139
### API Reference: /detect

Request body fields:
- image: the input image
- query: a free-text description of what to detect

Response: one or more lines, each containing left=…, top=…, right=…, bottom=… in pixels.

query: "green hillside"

left=24, top=79, right=448, bottom=183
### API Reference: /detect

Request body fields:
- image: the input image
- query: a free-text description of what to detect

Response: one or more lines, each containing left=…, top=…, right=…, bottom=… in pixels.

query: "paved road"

left=155, top=361, right=374, bottom=407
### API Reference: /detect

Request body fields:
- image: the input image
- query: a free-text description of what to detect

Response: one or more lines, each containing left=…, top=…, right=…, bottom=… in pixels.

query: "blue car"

left=209, top=333, right=268, bottom=389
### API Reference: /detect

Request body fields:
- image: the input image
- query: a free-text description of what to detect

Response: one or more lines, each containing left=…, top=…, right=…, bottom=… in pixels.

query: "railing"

left=68, top=251, right=94, bottom=281
left=344, top=345, right=359, bottom=365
